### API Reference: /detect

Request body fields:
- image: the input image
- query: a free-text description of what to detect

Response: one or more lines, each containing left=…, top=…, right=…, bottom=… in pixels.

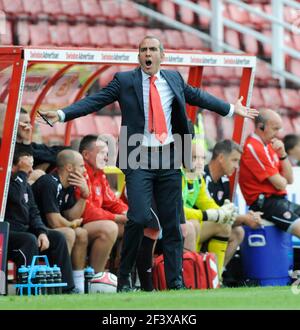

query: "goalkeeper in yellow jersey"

left=182, top=142, right=237, bottom=278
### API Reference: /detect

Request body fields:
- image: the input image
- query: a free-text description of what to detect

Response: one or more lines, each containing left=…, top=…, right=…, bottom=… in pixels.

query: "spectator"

left=32, top=150, right=90, bottom=293
left=40, top=35, right=257, bottom=291
left=182, top=142, right=236, bottom=278
left=239, top=109, right=300, bottom=238
left=5, top=147, right=75, bottom=293
left=283, top=134, right=300, bottom=166
left=204, top=139, right=263, bottom=267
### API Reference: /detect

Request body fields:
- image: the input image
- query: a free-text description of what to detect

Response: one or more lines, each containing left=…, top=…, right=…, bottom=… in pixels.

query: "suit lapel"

left=160, top=70, right=182, bottom=102
left=133, top=68, right=144, bottom=114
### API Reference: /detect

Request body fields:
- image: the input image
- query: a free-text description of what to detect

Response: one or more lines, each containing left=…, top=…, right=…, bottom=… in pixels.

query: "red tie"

left=148, top=76, right=168, bottom=144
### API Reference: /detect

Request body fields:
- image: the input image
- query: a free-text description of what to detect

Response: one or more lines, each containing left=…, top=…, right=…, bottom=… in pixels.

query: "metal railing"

left=133, top=0, right=300, bottom=86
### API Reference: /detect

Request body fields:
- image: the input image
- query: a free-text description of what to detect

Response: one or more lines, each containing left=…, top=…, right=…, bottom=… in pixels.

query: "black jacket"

left=5, top=171, right=48, bottom=237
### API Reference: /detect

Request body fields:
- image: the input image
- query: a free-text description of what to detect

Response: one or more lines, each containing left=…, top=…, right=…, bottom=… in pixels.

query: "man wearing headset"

left=239, top=108, right=300, bottom=238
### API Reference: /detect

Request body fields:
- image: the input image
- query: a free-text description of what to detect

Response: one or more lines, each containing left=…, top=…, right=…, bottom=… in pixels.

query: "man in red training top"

left=239, top=108, right=300, bottom=237
left=77, top=135, right=128, bottom=228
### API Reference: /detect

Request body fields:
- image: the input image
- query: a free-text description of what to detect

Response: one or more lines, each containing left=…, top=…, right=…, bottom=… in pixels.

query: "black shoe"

left=117, top=284, right=133, bottom=293
left=169, top=284, right=188, bottom=291
left=117, top=276, right=132, bottom=293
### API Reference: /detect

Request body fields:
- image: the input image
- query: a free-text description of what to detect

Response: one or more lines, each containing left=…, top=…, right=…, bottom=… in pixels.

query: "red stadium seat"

left=292, top=117, right=300, bottom=132
left=41, top=0, right=63, bottom=16
left=73, top=115, right=98, bottom=137
left=179, top=3, right=195, bottom=26
left=100, top=0, right=121, bottom=22
left=49, top=23, right=72, bottom=47
left=16, top=20, right=30, bottom=45
left=2, top=0, right=24, bottom=16
left=60, top=0, right=83, bottom=18
left=79, top=0, right=102, bottom=18
left=202, top=112, right=218, bottom=142
left=261, top=87, right=282, bottom=109
left=181, top=32, right=205, bottom=50
left=224, top=86, right=239, bottom=104
left=69, top=23, right=91, bottom=46
left=279, top=116, right=295, bottom=137
left=147, top=28, right=168, bottom=48
left=88, top=25, right=110, bottom=47
left=227, top=4, right=250, bottom=25
left=127, top=27, right=147, bottom=48
left=203, top=66, right=217, bottom=82
left=158, top=0, right=176, bottom=20
left=284, top=31, right=294, bottom=49
left=214, top=66, right=237, bottom=81
left=224, top=29, right=241, bottom=50
left=280, top=88, right=300, bottom=112
left=197, top=0, right=211, bottom=29
left=29, top=22, right=51, bottom=46
left=284, top=6, right=298, bottom=24
left=219, top=116, right=234, bottom=139
left=107, top=26, right=129, bottom=48
left=99, top=66, right=119, bottom=88
left=255, top=61, right=275, bottom=85
left=21, top=0, right=43, bottom=17
left=164, top=30, right=185, bottom=49
left=243, top=34, right=259, bottom=55
left=293, top=34, right=300, bottom=52
left=289, top=59, right=300, bottom=79
left=248, top=4, right=266, bottom=29
left=261, top=29, right=272, bottom=58
left=119, top=0, right=145, bottom=24
left=204, top=85, right=225, bottom=100
left=0, top=21, right=13, bottom=45
left=251, top=87, right=265, bottom=109
left=94, top=115, right=119, bottom=137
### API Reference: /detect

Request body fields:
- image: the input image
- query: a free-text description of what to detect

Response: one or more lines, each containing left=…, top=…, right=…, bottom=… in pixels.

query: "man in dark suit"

left=40, top=36, right=257, bottom=291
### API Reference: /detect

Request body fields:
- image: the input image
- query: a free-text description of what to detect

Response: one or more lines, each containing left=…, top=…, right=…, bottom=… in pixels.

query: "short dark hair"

left=283, top=134, right=300, bottom=154
left=211, top=139, right=243, bottom=160
left=79, top=135, right=98, bottom=154
left=13, top=145, right=32, bottom=165
left=139, top=35, right=164, bottom=52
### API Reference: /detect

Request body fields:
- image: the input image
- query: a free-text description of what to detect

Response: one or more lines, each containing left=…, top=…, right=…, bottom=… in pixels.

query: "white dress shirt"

left=141, top=70, right=175, bottom=147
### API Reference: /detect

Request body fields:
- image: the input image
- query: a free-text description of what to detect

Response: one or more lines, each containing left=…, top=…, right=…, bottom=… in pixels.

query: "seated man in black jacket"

left=17, top=107, right=69, bottom=173
left=5, top=147, right=75, bottom=293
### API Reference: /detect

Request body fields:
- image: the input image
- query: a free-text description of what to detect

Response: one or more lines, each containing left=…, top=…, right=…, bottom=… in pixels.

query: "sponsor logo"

left=66, top=52, right=95, bottom=60
left=224, top=58, right=251, bottom=66
left=190, top=56, right=217, bottom=64
left=29, top=51, right=60, bottom=60
left=283, top=211, right=292, bottom=219
left=164, top=55, right=184, bottom=63
left=101, top=54, right=130, bottom=61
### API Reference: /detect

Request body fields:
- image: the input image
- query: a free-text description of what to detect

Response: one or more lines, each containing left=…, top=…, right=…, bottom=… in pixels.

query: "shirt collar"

left=141, top=69, right=161, bottom=82
left=251, top=133, right=266, bottom=146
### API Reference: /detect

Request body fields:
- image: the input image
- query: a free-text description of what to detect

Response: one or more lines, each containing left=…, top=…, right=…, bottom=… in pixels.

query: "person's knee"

left=101, top=222, right=119, bottom=243
left=216, top=223, right=232, bottom=238
left=61, top=227, right=76, bottom=247
left=75, top=227, right=88, bottom=245
left=231, top=226, right=245, bottom=244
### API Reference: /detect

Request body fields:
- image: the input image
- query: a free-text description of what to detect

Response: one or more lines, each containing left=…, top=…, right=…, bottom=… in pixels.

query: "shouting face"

left=138, top=37, right=164, bottom=76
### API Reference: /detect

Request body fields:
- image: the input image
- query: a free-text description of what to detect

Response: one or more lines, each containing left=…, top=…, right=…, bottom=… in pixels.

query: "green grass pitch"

left=1, top=286, right=300, bottom=310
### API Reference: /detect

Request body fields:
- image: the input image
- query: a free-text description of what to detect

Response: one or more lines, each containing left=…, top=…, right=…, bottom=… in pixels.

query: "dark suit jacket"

left=62, top=68, right=231, bottom=170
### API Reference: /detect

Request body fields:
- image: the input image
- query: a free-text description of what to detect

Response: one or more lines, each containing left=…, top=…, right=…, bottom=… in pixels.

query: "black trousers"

left=8, top=229, right=74, bottom=291
left=119, top=166, right=184, bottom=289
